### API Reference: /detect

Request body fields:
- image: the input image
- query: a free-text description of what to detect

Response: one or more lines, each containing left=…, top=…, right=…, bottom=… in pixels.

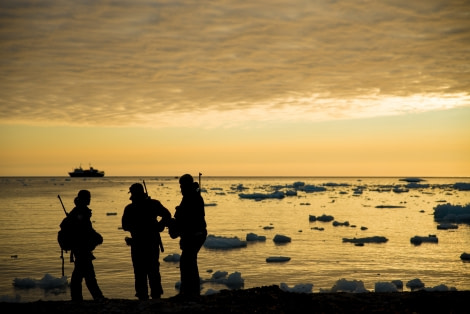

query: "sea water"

left=0, top=176, right=469, bottom=302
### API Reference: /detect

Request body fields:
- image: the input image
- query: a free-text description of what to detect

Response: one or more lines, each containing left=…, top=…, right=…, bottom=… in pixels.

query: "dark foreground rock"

left=1, top=285, right=469, bottom=313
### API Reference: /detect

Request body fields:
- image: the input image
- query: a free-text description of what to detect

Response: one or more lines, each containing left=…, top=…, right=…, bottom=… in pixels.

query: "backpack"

left=58, top=214, right=103, bottom=252
left=57, top=215, right=75, bottom=252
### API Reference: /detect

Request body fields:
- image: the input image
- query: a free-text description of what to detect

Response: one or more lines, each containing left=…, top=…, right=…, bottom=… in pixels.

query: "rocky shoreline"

left=1, top=285, right=469, bottom=313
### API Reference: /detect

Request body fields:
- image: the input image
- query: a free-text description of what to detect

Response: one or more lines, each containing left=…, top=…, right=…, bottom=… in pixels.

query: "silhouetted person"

left=121, top=183, right=171, bottom=300
left=68, top=190, right=105, bottom=302
left=170, top=174, right=207, bottom=297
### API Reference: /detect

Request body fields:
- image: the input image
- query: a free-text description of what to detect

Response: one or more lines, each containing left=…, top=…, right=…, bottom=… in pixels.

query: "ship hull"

left=68, top=172, right=105, bottom=177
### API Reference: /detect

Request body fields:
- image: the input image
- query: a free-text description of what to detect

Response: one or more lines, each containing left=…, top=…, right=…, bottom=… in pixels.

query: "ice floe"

left=410, top=235, right=438, bottom=245
left=266, top=256, right=291, bottom=263
left=203, top=235, right=247, bottom=249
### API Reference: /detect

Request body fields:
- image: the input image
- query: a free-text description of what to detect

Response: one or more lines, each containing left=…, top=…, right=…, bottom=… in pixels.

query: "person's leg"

left=148, top=247, right=163, bottom=298
left=180, top=233, right=206, bottom=296
left=181, top=248, right=199, bottom=294
left=70, top=259, right=84, bottom=301
left=82, top=259, right=105, bottom=300
left=131, top=246, right=149, bottom=300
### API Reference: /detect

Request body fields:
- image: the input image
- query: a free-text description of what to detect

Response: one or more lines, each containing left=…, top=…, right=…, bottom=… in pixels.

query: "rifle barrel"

left=57, top=195, right=68, bottom=216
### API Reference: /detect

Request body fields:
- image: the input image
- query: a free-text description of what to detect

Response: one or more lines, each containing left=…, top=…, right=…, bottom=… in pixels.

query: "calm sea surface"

left=0, top=176, right=469, bottom=302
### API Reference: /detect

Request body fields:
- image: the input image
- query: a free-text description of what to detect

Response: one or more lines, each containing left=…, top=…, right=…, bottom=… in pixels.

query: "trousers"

left=70, top=254, right=104, bottom=301
left=179, top=230, right=207, bottom=296
left=130, top=243, right=162, bottom=300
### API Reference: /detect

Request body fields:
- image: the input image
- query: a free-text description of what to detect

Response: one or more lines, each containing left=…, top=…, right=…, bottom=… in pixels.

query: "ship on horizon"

left=68, top=165, right=105, bottom=177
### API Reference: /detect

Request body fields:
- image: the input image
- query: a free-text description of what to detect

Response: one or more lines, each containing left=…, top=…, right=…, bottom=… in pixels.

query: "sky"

left=1, top=0, right=469, bottom=177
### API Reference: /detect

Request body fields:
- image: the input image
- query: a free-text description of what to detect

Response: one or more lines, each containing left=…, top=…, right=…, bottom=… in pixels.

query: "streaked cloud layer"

left=1, top=0, right=469, bottom=128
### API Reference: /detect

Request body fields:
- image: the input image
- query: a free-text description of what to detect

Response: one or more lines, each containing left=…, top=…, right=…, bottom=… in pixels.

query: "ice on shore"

left=13, top=273, right=67, bottom=289
left=280, top=283, right=313, bottom=293
left=7, top=272, right=459, bottom=301
left=328, top=278, right=368, bottom=293
left=203, top=271, right=244, bottom=289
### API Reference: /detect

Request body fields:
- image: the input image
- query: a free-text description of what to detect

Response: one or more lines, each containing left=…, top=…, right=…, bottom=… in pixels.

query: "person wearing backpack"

left=121, top=183, right=172, bottom=300
left=170, top=174, right=207, bottom=298
left=67, top=190, right=105, bottom=302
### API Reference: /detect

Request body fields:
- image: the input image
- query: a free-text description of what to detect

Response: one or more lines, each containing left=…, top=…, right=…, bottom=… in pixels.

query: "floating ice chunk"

left=163, top=253, right=181, bottom=262
left=406, top=278, right=425, bottom=291
left=284, top=190, right=297, bottom=196
left=392, top=186, right=409, bottom=193
left=410, top=235, right=438, bottom=245
left=405, top=182, right=430, bottom=189
left=280, top=283, right=313, bottom=293
left=374, top=282, right=398, bottom=292
left=293, top=181, right=305, bottom=188
left=266, top=256, right=291, bottom=263
left=399, top=177, right=425, bottom=183
left=309, top=214, right=334, bottom=222
left=204, top=235, right=247, bottom=249
left=298, top=185, right=327, bottom=193
left=453, top=182, right=470, bottom=191
left=323, top=182, right=350, bottom=187
left=375, top=205, right=406, bottom=208
left=239, top=191, right=285, bottom=200
left=231, top=184, right=248, bottom=191
left=211, top=271, right=228, bottom=280
left=460, top=252, right=470, bottom=261
left=437, top=223, right=458, bottom=230
left=332, top=220, right=349, bottom=227
left=330, top=278, right=369, bottom=293
left=13, top=277, right=36, bottom=288
left=226, top=272, right=244, bottom=289
left=273, top=234, right=291, bottom=243
left=246, top=233, right=266, bottom=241
left=342, top=236, right=388, bottom=244
left=433, top=203, right=470, bottom=223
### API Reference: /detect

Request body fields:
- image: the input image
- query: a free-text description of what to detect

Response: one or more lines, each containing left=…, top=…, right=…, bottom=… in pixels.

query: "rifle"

left=142, top=180, right=149, bottom=199
left=57, top=195, right=68, bottom=277
left=58, top=194, right=68, bottom=216
left=142, top=180, right=164, bottom=253
left=198, top=172, right=202, bottom=194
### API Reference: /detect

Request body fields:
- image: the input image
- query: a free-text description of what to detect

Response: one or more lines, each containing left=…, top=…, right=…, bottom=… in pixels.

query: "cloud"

left=0, top=0, right=469, bottom=128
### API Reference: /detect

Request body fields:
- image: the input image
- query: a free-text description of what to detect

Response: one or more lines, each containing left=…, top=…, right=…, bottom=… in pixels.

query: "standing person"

left=67, top=190, right=105, bottom=302
left=121, top=183, right=171, bottom=301
left=170, top=174, right=207, bottom=298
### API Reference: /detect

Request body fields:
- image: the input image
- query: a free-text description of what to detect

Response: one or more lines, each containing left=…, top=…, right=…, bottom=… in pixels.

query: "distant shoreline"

left=2, top=175, right=470, bottom=179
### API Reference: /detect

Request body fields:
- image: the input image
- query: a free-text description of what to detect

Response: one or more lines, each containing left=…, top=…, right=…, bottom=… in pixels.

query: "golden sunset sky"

left=1, top=0, right=469, bottom=177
